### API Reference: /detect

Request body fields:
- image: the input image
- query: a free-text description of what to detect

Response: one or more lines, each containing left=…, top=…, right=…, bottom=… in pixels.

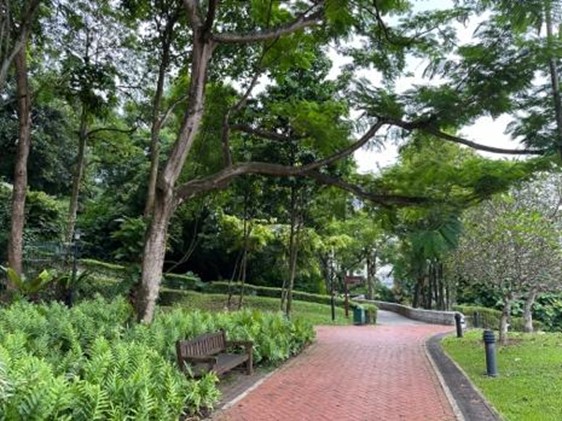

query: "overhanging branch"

left=231, top=124, right=302, bottom=142
left=86, top=126, right=137, bottom=138
left=306, top=171, right=428, bottom=206
left=175, top=161, right=427, bottom=207
left=386, top=117, right=547, bottom=155
left=211, top=7, right=324, bottom=44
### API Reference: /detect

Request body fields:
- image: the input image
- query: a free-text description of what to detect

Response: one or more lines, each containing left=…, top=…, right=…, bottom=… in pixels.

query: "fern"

left=0, top=296, right=313, bottom=419
left=70, top=381, right=110, bottom=421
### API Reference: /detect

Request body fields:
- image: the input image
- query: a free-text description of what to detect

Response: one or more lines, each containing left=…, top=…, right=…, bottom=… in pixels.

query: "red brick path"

left=214, top=322, right=456, bottom=421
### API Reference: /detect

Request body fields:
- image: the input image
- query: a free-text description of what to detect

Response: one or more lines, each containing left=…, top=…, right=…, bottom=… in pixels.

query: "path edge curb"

left=423, top=335, right=465, bottom=421
left=426, top=332, right=503, bottom=421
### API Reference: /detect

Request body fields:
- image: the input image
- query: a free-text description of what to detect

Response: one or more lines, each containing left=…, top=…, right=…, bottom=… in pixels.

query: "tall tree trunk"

left=423, top=274, right=432, bottom=310
left=413, top=280, right=420, bottom=308
left=366, top=250, right=376, bottom=300
left=237, top=207, right=251, bottom=310
left=144, top=23, right=173, bottom=217
left=237, top=247, right=249, bottom=310
left=227, top=249, right=243, bottom=309
left=280, top=184, right=296, bottom=310
left=136, top=188, right=174, bottom=322
left=7, top=47, right=31, bottom=279
left=136, top=29, right=214, bottom=323
left=66, top=110, right=88, bottom=243
left=285, top=217, right=301, bottom=317
left=499, top=298, right=511, bottom=345
left=545, top=3, right=562, bottom=158
left=280, top=204, right=295, bottom=311
left=438, top=263, right=445, bottom=310
left=523, top=289, right=537, bottom=333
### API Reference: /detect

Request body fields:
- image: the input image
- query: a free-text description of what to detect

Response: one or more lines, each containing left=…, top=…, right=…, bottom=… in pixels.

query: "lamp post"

left=329, top=248, right=335, bottom=321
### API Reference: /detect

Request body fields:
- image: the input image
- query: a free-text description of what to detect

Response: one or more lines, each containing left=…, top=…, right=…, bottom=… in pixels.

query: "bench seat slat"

left=176, top=331, right=253, bottom=378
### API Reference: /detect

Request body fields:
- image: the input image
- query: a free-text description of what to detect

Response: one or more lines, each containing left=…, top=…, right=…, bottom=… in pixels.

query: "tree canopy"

left=2, top=0, right=562, bottom=323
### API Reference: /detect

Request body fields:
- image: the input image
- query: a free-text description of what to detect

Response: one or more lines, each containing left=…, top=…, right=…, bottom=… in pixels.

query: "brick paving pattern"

left=214, top=312, right=455, bottom=421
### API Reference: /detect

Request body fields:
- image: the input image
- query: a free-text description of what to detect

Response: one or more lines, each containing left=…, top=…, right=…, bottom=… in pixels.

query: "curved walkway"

left=214, top=311, right=456, bottom=421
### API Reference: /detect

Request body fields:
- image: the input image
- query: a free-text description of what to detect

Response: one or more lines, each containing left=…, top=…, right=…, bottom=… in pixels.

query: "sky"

left=342, top=0, right=525, bottom=173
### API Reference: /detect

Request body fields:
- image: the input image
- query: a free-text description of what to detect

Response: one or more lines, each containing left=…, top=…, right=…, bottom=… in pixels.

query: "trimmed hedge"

left=79, top=259, right=202, bottom=290
left=79, top=260, right=368, bottom=315
left=205, top=281, right=349, bottom=307
left=453, top=304, right=544, bottom=332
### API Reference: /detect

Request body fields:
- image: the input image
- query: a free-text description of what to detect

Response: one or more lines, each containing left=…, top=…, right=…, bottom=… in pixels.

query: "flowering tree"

left=452, top=173, right=562, bottom=342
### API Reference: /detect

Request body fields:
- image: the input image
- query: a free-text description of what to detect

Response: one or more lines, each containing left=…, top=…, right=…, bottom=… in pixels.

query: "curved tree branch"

left=306, top=171, right=428, bottom=207
left=203, top=0, right=218, bottom=34
left=211, top=7, right=324, bottom=44
left=231, top=124, right=304, bottom=142
left=385, top=117, right=547, bottom=155
left=176, top=120, right=385, bottom=201
left=183, top=0, right=203, bottom=29
left=0, top=0, right=41, bottom=91
left=85, top=126, right=136, bottom=138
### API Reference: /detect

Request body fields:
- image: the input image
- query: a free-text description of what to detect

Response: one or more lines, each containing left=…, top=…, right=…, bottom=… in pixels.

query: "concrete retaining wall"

left=355, top=299, right=459, bottom=326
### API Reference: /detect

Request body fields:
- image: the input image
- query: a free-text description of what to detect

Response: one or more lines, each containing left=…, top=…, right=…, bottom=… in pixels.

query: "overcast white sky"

left=344, top=0, right=524, bottom=173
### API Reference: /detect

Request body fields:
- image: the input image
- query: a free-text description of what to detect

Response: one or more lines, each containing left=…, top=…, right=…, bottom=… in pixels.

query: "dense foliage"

left=0, top=296, right=314, bottom=418
left=2, top=0, right=562, bottom=323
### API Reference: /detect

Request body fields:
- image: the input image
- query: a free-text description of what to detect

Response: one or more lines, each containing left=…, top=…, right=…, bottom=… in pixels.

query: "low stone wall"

left=356, top=299, right=459, bottom=326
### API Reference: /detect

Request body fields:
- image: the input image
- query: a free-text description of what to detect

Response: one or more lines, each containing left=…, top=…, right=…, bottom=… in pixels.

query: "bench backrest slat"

left=177, top=331, right=226, bottom=359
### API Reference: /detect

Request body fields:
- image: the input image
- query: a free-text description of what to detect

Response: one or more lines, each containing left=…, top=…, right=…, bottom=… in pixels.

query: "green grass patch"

left=161, top=289, right=353, bottom=326
left=442, top=330, right=562, bottom=421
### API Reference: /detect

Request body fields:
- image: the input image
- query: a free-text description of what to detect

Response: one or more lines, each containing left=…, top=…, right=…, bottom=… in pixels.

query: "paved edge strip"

left=423, top=339, right=465, bottom=421
left=219, top=369, right=277, bottom=412
left=426, top=332, right=502, bottom=421
left=207, top=341, right=319, bottom=420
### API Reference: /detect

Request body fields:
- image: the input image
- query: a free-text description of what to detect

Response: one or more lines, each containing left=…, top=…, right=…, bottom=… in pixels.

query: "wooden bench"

left=176, top=331, right=253, bottom=378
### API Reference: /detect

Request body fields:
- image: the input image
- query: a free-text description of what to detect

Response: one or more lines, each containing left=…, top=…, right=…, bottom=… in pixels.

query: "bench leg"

left=246, top=355, right=253, bottom=375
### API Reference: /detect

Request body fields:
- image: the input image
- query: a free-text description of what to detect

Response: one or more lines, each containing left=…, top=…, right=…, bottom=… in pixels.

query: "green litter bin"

left=353, top=306, right=365, bottom=325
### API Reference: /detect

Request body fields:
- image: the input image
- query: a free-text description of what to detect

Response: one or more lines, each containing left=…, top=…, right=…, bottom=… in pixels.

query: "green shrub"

left=79, top=259, right=126, bottom=279
left=364, top=304, right=378, bottom=324
left=79, top=259, right=203, bottom=292
left=204, top=281, right=347, bottom=307
left=0, top=296, right=314, bottom=418
left=453, top=305, right=544, bottom=332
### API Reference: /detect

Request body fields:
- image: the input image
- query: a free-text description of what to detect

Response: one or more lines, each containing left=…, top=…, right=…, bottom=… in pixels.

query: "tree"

left=377, top=135, right=541, bottom=309
left=0, top=0, right=41, bottom=91
left=120, top=0, right=188, bottom=218
left=5, top=0, right=44, bottom=279
left=7, top=45, right=31, bottom=279
left=54, top=0, right=133, bottom=242
left=135, top=1, right=381, bottom=323
left=135, top=0, right=562, bottom=323
left=452, top=175, right=562, bottom=343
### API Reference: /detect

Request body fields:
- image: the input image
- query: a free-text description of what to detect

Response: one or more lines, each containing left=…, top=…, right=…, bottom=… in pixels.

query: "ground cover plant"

left=442, top=330, right=562, bottom=421
left=0, top=296, right=314, bottom=419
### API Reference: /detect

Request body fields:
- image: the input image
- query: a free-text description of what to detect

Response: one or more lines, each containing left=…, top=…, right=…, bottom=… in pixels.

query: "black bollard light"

left=483, top=329, right=498, bottom=377
left=454, top=312, right=464, bottom=338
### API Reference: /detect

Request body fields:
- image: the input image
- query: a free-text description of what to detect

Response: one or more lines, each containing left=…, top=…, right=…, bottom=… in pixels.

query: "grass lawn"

left=442, top=330, right=562, bottom=421
left=161, top=289, right=354, bottom=326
